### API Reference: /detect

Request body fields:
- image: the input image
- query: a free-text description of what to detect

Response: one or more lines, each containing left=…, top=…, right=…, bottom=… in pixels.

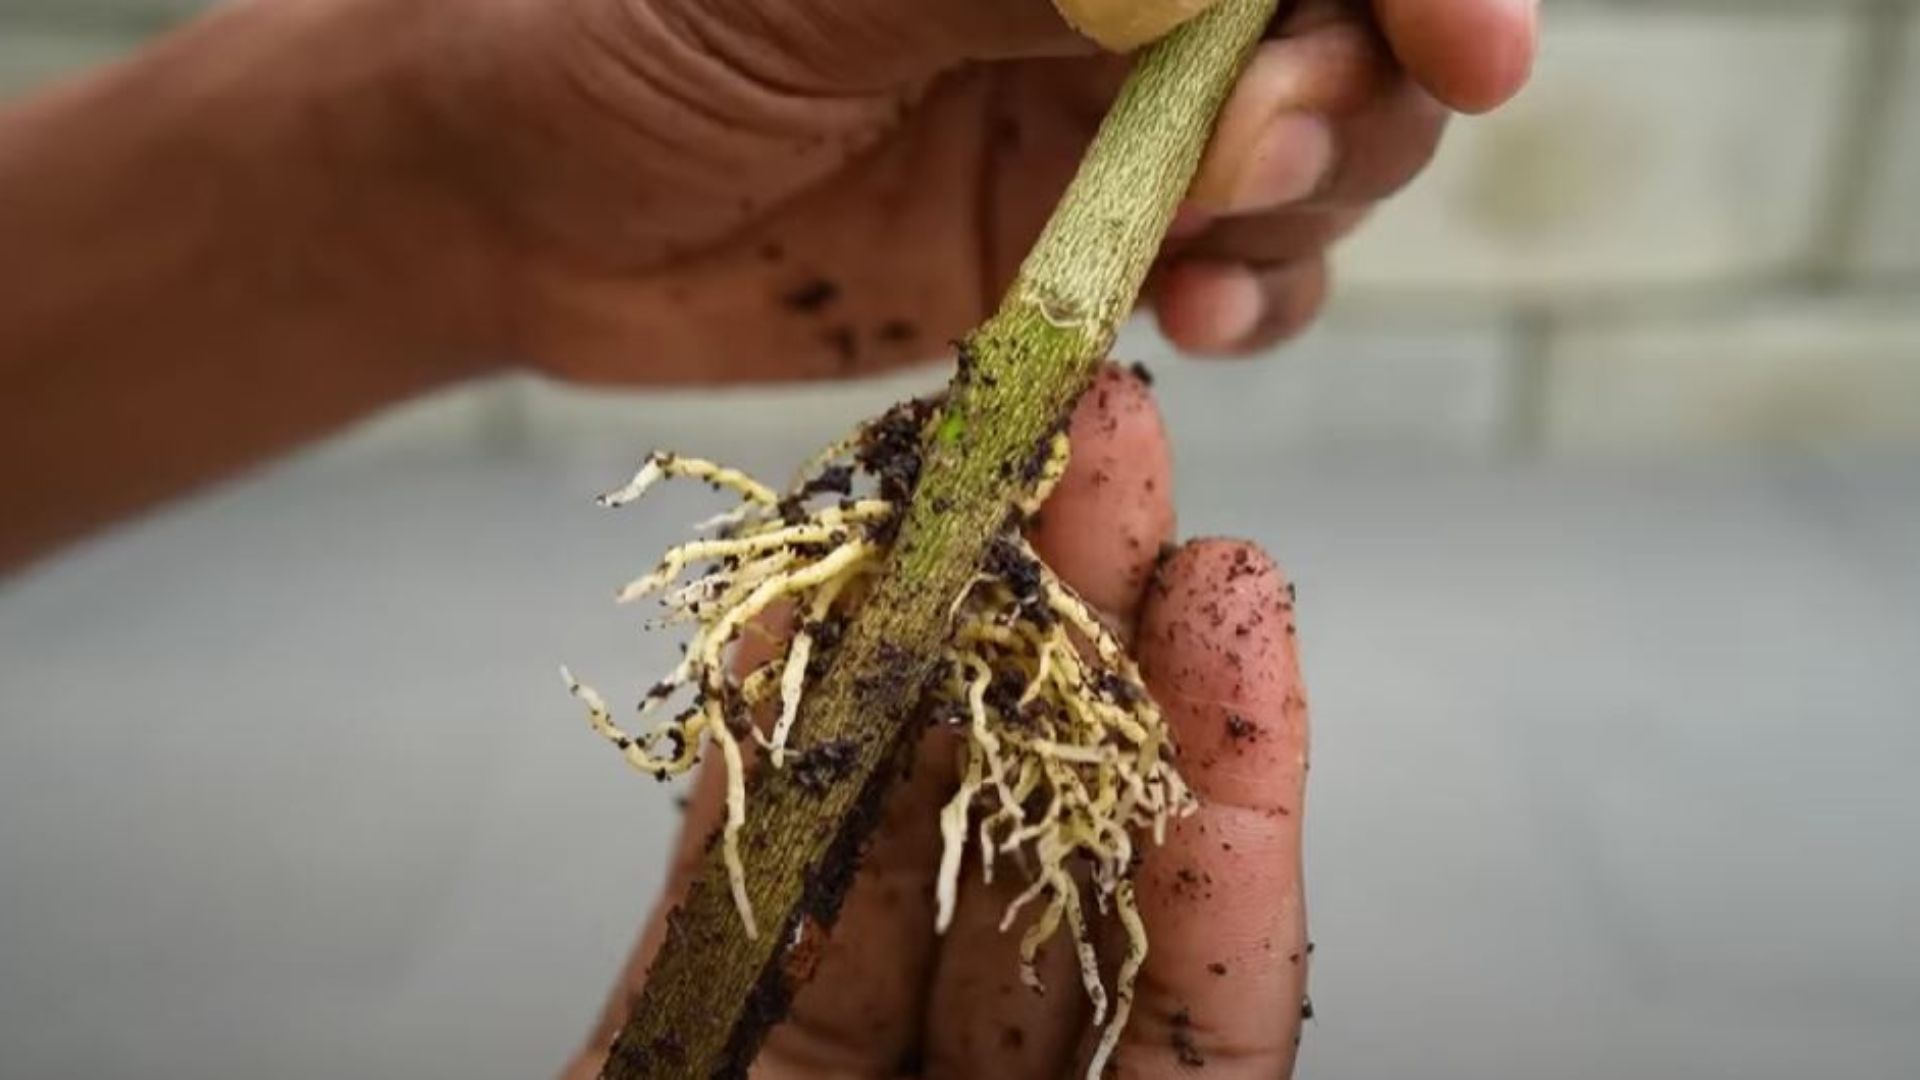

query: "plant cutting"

left=563, top=2, right=1286, bottom=1076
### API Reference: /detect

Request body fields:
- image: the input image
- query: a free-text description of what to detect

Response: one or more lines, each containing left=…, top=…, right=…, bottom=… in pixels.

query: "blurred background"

left=2, top=1, right=1918, bottom=1078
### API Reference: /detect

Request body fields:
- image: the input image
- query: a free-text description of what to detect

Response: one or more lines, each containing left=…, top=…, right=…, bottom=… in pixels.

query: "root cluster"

left=564, top=397, right=1195, bottom=1078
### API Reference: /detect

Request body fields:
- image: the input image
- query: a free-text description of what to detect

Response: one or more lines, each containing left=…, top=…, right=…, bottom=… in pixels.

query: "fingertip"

left=1155, top=257, right=1328, bottom=357
left=1242, top=257, right=1330, bottom=353
left=1377, top=0, right=1538, bottom=114
left=1152, top=261, right=1265, bottom=356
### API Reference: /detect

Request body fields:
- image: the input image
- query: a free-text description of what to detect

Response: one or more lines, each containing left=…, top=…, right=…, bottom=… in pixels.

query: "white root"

left=1087, top=882, right=1147, bottom=1080
left=564, top=403, right=1193, bottom=1080
left=767, top=571, right=853, bottom=765
left=596, top=451, right=778, bottom=510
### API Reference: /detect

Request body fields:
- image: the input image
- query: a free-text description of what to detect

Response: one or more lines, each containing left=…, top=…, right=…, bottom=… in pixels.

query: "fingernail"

left=1229, top=112, right=1333, bottom=212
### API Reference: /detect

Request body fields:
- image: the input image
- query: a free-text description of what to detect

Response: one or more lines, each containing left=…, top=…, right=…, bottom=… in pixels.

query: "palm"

left=513, top=56, right=1127, bottom=386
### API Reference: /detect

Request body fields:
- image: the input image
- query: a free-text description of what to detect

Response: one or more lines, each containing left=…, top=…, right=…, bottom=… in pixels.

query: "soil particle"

left=1170, top=1007, right=1206, bottom=1068
left=1020, top=415, right=1071, bottom=486
left=791, top=739, right=859, bottom=795
left=1225, top=713, right=1256, bottom=741
left=1207, top=961, right=1228, bottom=976
left=1129, top=360, right=1155, bottom=386
left=953, top=340, right=978, bottom=384
left=1095, top=670, right=1144, bottom=705
left=983, top=668, right=1027, bottom=722
left=802, top=615, right=846, bottom=655
left=868, top=506, right=905, bottom=547
left=782, top=277, right=839, bottom=313
left=1225, top=547, right=1260, bottom=581
left=802, top=617, right=848, bottom=681
left=856, top=397, right=934, bottom=504
left=986, top=536, right=1041, bottom=601
left=813, top=463, right=856, bottom=497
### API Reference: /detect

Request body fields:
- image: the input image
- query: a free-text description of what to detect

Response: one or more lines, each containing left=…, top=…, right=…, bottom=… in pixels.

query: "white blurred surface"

left=3, top=360, right=1918, bottom=1079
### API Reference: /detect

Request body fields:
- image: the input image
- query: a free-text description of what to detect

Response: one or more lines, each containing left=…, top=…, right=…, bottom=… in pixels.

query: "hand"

left=562, top=366, right=1314, bottom=1079
left=408, top=0, right=1537, bottom=382
left=0, top=0, right=1533, bottom=568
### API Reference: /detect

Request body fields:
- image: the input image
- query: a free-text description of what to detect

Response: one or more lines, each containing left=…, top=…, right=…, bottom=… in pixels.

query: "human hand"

left=561, top=366, right=1314, bottom=1078
left=401, top=0, right=1536, bottom=383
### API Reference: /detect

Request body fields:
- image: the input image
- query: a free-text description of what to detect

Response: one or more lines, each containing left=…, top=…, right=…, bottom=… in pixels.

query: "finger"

left=1152, top=256, right=1328, bottom=356
left=1188, top=7, right=1392, bottom=214
left=1093, top=540, right=1312, bottom=1078
left=1376, top=0, right=1539, bottom=114
left=1165, top=204, right=1369, bottom=267
left=922, top=366, right=1179, bottom=1080
left=1027, top=364, right=1179, bottom=623
left=1148, top=261, right=1261, bottom=358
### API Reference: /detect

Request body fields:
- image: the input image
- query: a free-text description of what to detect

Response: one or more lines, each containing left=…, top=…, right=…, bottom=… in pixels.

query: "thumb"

left=1055, top=0, right=1228, bottom=51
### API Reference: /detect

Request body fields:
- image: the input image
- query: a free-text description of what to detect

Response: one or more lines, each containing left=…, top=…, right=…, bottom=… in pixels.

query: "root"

left=565, top=395, right=1194, bottom=1078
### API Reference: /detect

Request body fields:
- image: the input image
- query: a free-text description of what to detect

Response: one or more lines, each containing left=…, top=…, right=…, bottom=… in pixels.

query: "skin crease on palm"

left=525, top=2, right=1537, bottom=1077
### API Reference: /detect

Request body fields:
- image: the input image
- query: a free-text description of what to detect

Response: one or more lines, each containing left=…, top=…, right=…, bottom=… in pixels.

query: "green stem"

left=599, top=3, right=1280, bottom=1076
